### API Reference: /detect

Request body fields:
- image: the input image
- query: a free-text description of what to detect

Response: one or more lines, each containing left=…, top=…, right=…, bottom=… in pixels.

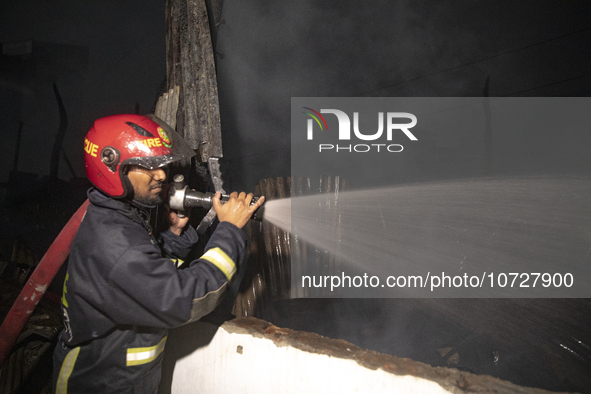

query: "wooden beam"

left=166, top=0, right=222, bottom=162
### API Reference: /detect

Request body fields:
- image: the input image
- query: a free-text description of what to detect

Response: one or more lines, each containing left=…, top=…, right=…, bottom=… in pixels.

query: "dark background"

left=1, top=1, right=591, bottom=392
left=1, top=1, right=590, bottom=193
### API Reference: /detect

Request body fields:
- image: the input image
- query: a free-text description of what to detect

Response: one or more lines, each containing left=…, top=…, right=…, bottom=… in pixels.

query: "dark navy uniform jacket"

left=53, top=189, right=246, bottom=393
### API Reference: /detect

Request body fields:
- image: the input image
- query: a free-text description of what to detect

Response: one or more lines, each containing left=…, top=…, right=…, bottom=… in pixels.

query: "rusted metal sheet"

left=166, top=0, right=222, bottom=162
left=233, top=177, right=293, bottom=318
left=154, top=86, right=180, bottom=130
left=233, top=176, right=349, bottom=317
left=290, top=177, right=310, bottom=298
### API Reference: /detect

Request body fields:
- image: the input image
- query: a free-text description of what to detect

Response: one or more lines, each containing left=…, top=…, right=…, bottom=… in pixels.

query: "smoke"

left=212, top=3, right=591, bottom=390
left=213, top=0, right=515, bottom=191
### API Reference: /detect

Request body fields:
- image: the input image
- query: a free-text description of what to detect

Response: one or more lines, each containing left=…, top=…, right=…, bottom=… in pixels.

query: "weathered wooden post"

left=165, top=0, right=221, bottom=158
left=165, top=0, right=223, bottom=196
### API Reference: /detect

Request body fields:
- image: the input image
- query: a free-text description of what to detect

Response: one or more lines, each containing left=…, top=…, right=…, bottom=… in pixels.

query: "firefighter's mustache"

left=150, top=182, right=164, bottom=190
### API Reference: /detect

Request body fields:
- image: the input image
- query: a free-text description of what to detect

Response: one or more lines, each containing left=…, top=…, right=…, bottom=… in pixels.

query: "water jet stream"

left=261, top=177, right=591, bottom=297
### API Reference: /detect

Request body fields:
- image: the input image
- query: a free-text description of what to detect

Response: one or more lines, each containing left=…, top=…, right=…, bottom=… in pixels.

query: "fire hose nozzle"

left=167, top=174, right=264, bottom=220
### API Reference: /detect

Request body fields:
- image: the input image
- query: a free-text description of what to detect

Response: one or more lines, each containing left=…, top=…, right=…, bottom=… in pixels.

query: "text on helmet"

left=84, top=138, right=99, bottom=157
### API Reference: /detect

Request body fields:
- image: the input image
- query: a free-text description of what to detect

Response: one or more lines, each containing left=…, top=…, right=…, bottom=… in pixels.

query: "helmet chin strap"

left=127, top=179, right=160, bottom=209
left=127, top=178, right=162, bottom=209
left=125, top=168, right=164, bottom=209
left=131, top=198, right=158, bottom=210
left=122, top=173, right=135, bottom=201
left=111, top=164, right=136, bottom=201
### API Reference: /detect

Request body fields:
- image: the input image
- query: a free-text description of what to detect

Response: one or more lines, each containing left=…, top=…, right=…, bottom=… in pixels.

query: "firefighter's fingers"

left=168, top=210, right=190, bottom=235
left=244, top=192, right=254, bottom=206
left=212, top=192, right=223, bottom=211
left=249, top=195, right=265, bottom=212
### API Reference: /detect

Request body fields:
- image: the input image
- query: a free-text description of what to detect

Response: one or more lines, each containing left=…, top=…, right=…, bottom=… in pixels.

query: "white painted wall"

left=170, top=321, right=452, bottom=394
left=165, top=319, right=558, bottom=394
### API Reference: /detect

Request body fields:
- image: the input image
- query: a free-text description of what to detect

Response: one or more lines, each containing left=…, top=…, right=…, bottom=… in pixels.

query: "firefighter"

left=53, top=114, right=264, bottom=393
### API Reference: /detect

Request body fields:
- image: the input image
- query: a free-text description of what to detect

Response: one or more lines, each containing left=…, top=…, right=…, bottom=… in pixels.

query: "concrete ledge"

left=168, top=317, right=568, bottom=394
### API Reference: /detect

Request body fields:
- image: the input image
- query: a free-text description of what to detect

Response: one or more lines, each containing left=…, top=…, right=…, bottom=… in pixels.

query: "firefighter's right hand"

left=166, top=207, right=190, bottom=236
left=213, top=191, right=265, bottom=229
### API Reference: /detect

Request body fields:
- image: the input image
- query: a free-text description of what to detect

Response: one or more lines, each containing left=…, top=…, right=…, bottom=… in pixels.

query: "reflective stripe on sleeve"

left=170, top=258, right=184, bottom=268
left=56, top=346, right=80, bottom=394
left=126, top=336, right=167, bottom=366
left=201, top=247, right=236, bottom=281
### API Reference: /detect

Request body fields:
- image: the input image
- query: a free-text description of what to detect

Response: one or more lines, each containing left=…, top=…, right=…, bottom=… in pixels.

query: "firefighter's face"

left=127, top=165, right=166, bottom=206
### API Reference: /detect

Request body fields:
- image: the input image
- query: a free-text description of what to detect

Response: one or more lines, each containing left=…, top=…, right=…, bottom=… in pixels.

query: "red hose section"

left=0, top=199, right=90, bottom=366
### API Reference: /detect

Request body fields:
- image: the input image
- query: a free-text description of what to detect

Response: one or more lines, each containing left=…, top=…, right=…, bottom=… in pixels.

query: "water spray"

left=167, top=174, right=265, bottom=221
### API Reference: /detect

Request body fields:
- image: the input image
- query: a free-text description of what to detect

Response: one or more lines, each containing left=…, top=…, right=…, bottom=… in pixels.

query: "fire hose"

left=0, top=199, right=90, bottom=367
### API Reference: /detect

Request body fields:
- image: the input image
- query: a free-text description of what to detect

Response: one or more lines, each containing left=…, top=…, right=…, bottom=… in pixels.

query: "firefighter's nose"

left=153, top=168, right=166, bottom=182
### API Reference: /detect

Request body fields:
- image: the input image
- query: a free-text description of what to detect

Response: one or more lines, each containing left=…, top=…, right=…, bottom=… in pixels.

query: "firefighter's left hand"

left=167, top=209, right=190, bottom=236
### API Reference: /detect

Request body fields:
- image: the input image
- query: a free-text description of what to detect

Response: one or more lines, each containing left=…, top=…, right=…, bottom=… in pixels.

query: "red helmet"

left=84, top=114, right=195, bottom=198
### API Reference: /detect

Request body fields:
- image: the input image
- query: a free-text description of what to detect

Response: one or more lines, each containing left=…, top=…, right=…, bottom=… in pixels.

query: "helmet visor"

left=125, top=114, right=196, bottom=170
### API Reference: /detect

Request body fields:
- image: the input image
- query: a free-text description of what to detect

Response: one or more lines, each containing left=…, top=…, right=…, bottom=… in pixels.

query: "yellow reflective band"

left=170, top=258, right=184, bottom=268
left=201, top=247, right=236, bottom=281
left=126, top=336, right=167, bottom=367
left=61, top=272, right=69, bottom=308
left=56, top=346, right=80, bottom=394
